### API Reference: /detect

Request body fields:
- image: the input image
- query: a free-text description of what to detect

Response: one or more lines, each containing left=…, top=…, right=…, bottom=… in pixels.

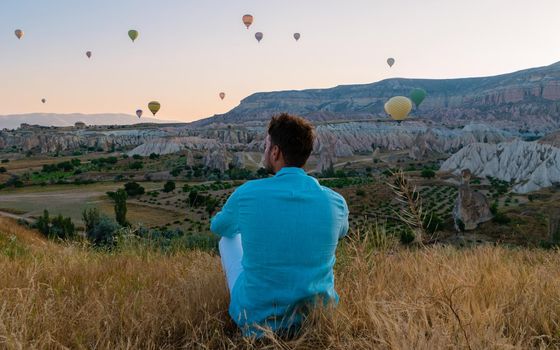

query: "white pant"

left=219, top=235, right=244, bottom=292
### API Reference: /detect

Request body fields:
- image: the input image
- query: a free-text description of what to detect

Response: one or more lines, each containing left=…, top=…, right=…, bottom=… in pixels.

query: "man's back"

left=211, top=167, right=349, bottom=335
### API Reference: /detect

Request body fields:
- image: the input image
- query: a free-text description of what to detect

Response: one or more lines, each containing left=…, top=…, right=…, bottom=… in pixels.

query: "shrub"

left=163, top=181, right=176, bottom=193
left=132, top=154, right=143, bottom=160
left=424, top=211, right=443, bottom=234
left=129, top=161, right=143, bottom=170
left=50, top=215, right=76, bottom=240
left=87, top=216, right=120, bottom=247
left=170, top=168, right=182, bottom=177
left=399, top=228, right=416, bottom=245
left=149, top=153, right=160, bottom=160
left=34, top=210, right=75, bottom=240
left=0, top=167, right=6, bottom=173
left=35, top=210, right=51, bottom=236
left=421, top=168, right=436, bottom=179
left=82, top=208, right=101, bottom=235
left=124, top=182, right=145, bottom=196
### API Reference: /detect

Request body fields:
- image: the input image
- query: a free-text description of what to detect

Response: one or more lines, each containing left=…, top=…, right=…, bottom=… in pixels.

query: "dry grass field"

left=1, top=217, right=559, bottom=349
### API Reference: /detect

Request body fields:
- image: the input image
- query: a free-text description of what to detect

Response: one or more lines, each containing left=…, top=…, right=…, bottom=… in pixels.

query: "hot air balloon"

left=15, top=29, right=24, bottom=40
left=293, top=33, right=301, bottom=41
left=255, top=32, right=263, bottom=43
left=410, top=88, right=427, bottom=108
left=387, top=57, right=395, bottom=68
left=86, top=51, right=92, bottom=58
left=128, top=30, right=139, bottom=42
left=136, top=109, right=143, bottom=118
left=41, top=98, right=46, bottom=104
left=242, top=14, right=254, bottom=29
left=384, top=96, right=412, bottom=122
left=219, top=92, right=226, bottom=100
left=148, top=101, right=160, bottom=116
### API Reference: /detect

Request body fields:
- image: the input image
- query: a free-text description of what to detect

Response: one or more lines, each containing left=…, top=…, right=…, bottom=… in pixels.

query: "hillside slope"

left=191, top=61, right=560, bottom=131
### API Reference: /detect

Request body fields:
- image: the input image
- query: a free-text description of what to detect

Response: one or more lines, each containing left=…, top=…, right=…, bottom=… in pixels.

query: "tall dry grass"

left=0, top=217, right=559, bottom=349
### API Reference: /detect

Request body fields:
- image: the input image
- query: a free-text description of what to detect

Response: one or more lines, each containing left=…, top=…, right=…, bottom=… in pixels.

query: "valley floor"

left=1, top=217, right=559, bottom=349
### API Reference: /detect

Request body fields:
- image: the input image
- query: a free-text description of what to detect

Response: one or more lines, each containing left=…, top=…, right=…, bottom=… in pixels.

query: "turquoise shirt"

left=210, top=167, right=349, bottom=336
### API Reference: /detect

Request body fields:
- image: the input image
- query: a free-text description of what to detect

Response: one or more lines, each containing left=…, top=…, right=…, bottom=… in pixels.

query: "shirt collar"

left=274, top=167, right=306, bottom=177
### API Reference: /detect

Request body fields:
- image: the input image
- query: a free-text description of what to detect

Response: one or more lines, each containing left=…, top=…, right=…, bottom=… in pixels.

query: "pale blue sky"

left=1, top=0, right=559, bottom=122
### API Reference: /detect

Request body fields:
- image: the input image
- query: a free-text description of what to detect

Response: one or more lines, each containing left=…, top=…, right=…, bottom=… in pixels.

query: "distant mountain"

left=190, top=61, right=560, bottom=132
left=0, top=113, right=175, bottom=130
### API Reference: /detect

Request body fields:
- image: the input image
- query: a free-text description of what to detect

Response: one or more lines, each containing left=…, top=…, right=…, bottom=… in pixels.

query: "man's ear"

left=272, top=145, right=281, bottom=161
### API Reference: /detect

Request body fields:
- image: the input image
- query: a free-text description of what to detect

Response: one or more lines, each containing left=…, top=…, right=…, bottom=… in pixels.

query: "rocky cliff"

left=440, top=141, right=560, bottom=193
left=190, top=61, right=560, bottom=133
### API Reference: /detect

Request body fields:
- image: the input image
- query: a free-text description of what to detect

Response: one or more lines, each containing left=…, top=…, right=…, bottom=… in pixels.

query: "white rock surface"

left=440, top=140, right=560, bottom=193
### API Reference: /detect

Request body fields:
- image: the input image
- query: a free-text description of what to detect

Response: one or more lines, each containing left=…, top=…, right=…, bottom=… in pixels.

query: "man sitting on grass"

left=210, top=113, right=349, bottom=337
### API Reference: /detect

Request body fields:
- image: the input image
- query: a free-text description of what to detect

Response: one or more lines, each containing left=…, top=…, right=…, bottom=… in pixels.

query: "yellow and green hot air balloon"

left=384, top=96, right=412, bottom=122
left=410, top=88, right=427, bottom=108
left=148, top=101, right=161, bottom=116
left=128, top=30, right=139, bottom=42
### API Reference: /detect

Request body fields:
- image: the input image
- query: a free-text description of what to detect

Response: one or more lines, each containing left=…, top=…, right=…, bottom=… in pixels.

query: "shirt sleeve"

left=338, top=198, right=349, bottom=239
left=210, top=188, right=241, bottom=238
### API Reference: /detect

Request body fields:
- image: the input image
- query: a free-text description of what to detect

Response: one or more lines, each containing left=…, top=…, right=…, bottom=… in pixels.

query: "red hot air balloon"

left=242, top=14, right=254, bottom=29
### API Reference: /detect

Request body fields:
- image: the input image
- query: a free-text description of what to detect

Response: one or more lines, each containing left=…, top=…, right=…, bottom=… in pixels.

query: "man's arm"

left=339, top=199, right=349, bottom=239
left=210, top=188, right=241, bottom=238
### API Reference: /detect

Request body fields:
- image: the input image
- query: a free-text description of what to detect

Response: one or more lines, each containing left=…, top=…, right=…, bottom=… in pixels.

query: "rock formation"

left=452, top=169, right=493, bottom=231
left=232, top=152, right=245, bottom=169
left=441, top=141, right=560, bottom=193
left=127, top=137, right=220, bottom=156
left=203, top=148, right=228, bottom=173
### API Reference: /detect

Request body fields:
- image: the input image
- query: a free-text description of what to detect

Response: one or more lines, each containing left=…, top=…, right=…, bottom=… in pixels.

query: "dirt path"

left=0, top=210, right=36, bottom=224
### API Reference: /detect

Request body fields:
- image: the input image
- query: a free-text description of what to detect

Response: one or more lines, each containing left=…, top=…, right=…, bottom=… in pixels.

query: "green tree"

left=129, top=161, right=143, bottom=170
left=124, top=182, right=145, bottom=196
left=421, top=168, right=436, bottom=179
left=113, top=189, right=128, bottom=226
left=50, top=215, right=76, bottom=240
left=35, top=210, right=50, bottom=236
left=163, top=181, right=176, bottom=193
left=206, top=196, right=220, bottom=216
left=87, top=216, right=120, bottom=247
left=82, top=208, right=101, bottom=235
